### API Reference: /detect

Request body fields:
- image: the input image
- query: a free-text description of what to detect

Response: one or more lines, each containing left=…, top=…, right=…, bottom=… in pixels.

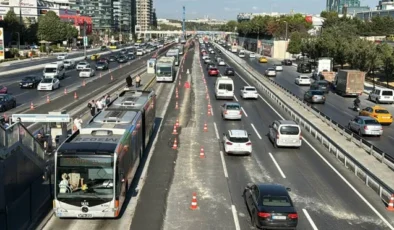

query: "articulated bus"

left=53, top=89, right=156, bottom=218
left=109, top=41, right=119, bottom=49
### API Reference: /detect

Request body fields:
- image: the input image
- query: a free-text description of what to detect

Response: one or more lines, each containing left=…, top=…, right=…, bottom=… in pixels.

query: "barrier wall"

left=236, top=37, right=290, bottom=59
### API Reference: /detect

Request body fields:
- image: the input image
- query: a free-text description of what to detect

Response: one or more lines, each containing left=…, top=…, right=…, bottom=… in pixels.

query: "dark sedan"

left=224, top=67, right=235, bottom=76
left=96, top=61, right=109, bottom=70
left=206, top=63, right=215, bottom=70
left=127, top=54, right=135, bottom=60
left=0, top=94, right=16, bottom=112
left=243, top=183, right=298, bottom=229
left=20, top=75, right=42, bottom=88
left=100, top=46, right=107, bottom=51
left=282, top=59, right=293, bottom=65
left=117, top=56, right=128, bottom=63
left=109, top=56, right=117, bottom=62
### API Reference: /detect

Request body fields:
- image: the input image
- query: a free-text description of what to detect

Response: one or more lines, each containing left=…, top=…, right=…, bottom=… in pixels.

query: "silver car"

left=304, top=90, right=326, bottom=104
left=221, top=102, right=242, bottom=120
left=348, top=116, right=383, bottom=137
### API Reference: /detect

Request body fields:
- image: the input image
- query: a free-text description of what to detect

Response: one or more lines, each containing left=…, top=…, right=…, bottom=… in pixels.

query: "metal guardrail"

left=216, top=43, right=394, bottom=205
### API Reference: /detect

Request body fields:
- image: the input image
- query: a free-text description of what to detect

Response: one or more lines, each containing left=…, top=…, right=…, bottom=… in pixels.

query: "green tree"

left=37, top=11, right=64, bottom=42
left=377, top=43, right=394, bottom=85
left=287, top=31, right=303, bottom=54
left=4, top=10, right=22, bottom=43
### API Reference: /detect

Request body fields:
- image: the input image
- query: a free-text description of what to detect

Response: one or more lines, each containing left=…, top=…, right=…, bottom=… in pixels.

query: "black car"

left=206, top=63, right=215, bottom=70
left=224, top=67, right=235, bottom=76
left=120, top=49, right=127, bottom=55
left=282, top=59, right=292, bottom=65
left=243, top=183, right=298, bottom=229
left=100, top=46, right=107, bottom=51
left=127, top=54, right=135, bottom=60
left=297, top=63, right=312, bottom=73
left=20, top=75, right=41, bottom=88
left=109, top=56, right=117, bottom=62
left=0, top=94, right=16, bottom=112
left=117, top=56, right=128, bottom=63
left=310, top=80, right=330, bottom=93
left=96, top=61, right=109, bottom=70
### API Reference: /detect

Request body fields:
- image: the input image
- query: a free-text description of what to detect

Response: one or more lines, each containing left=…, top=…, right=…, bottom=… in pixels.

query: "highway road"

left=201, top=47, right=394, bottom=229
left=0, top=47, right=101, bottom=71
left=228, top=54, right=394, bottom=157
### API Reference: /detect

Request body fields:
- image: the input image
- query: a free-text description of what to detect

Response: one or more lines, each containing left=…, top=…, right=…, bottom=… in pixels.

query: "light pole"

left=283, top=20, right=288, bottom=59
left=16, top=32, right=20, bottom=51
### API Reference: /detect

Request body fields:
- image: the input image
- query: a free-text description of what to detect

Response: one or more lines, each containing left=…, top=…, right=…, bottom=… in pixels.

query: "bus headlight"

left=102, top=208, right=118, bottom=212
left=56, top=208, right=68, bottom=213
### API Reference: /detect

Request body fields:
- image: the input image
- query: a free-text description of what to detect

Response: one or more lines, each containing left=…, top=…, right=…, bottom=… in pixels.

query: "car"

left=0, top=85, right=8, bottom=94
left=202, top=55, right=210, bottom=60
left=210, top=49, right=215, bottom=54
left=240, top=86, right=258, bottom=99
left=310, top=80, right=330, bottom=93
left=127, top=54, right=135, bottom=60
left=206, top=63, right=215, bottom=70
left=63, top=60, right=76, bottom=69
left=76, top=61, right=89, bottom=71
left=218, top=59, right=226, bottom=66
left=368, top=88, right=394, bottom=104
left=295, top=75, right=312, bottom=85
left=268, top=120, right=302, bottom=148
left=303, top=90, right=326, bottom=104
left=265, top=68, right=276, bottom=77
left=100, top=46, right=107, bottom=51
left=0, top=94, right=16, bottom=112
left=79, top=68, right=95, bottom=78
left=243, top=183, right=298, bottom=229
left=109, top=56, right=117, bottom=62
left=359, top=106, right=393, bottom=125
left=259, top=57, right=268, bottom=63
left=222, top=129, right=252, bottom=155
left=37, top=78, right=60, bottom=91
left=348, top=116, right=383, bottom=136
left=90, top=54, right=100, bottom=61
left=282, top=59, right=293, bottom=65
left=274, top=64, right=283, bottom=71
left=57, top=54, right=68, bottom=60
left=221, top=102, right=242, bottom=120
left=204, top=58, right=212, bottom=64
left=224, top=67, right=235, bottom=76
left=249, top=53, right=256, bottom=58
left=208, top=67, right=219, bottom=76
left=120, top=49, right=127, bottom=54
left=20, top=75, right=41, bottom=88
left=95, top=61, right=109, bottom=70
left=117, top=56, right=128, bottom=63
left=98, top=57, right=109, bottom=63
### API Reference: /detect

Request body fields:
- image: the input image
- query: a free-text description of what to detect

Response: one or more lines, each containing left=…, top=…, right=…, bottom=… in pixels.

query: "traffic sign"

left=83, top=36, right=88, bottom=46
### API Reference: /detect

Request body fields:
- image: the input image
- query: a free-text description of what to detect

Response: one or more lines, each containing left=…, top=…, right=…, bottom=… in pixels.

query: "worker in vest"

left=135, top=75, right=141, bottom=88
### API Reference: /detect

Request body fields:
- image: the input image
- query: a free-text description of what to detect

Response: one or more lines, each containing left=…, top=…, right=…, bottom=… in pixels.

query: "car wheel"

left=368, top=95, right=371, bottom=101
left=347, top=123, right=351, bottom=130
left=358, top=129, right=363, bottom=136
left=274, top=139, right=278, bottom=148
left=51, top=86, right=53, bottom=91
left=13, top=102, right=16, bottom=108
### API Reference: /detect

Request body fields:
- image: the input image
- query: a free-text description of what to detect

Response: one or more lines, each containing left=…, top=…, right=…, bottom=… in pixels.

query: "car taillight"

left=374, top=115, right=378, bottom=118
left=239, top=110, right=242, bottom=115
left=364, top=126, right=368, bottom=130
left=246, top=142, right=252, bottom=146
left=313, top=96, right=317, bottom=100
left=299, top=132, right=302, bottom=140
left=224, top=110, right=228, bottom=114
left=258, top=212, right=271, bottom=218
left=322, top=96, right=326, bottom=100
left=288, top=213, right=298, bottom=219
left=226, top=142, right=233, bottom=145
left=276, top=134, right=279, bottom=139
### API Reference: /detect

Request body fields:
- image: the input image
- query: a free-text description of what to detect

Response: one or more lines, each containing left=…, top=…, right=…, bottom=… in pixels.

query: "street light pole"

left=284, top=21, right=288, bottom=59
left=16, top=32, right=20, bottom=51
left=83, top=20, right=87, bottom=58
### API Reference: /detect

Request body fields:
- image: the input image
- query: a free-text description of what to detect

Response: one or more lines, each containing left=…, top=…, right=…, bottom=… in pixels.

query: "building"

left=186, top=16, right=227, bottom=25
left=113, top=0, right=132, bottom=33
left=326, top=0, right=369, bottom=14
left=355, top=0, right=394, bottom=21
left=0, top=0, right=38, bottom=21
left=136, top=0, right=153, bottom=32
left=157, top=19, right=182, bottom=28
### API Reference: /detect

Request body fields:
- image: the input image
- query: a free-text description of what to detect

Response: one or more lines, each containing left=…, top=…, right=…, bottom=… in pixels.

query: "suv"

left=265, top=68, right=276, bottom=77
left=221, top=102, right=242, bottom=120
left=268, top=120, right=302, bottom=148
left=310, top=80, right=329, bottom=93
left=222, top=129, right=252, bottom=156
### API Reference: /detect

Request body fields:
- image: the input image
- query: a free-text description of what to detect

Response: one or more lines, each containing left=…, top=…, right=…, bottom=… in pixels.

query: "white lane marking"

left=233, top=95, right=238, bottom=101
left=214, top=122, right=220, bottom=139
left=219, top=151, right=229, bottom=178
left=235, top=68, right=394, bottom=230
left=268, top=152, right=286, bottom=178
left=251, top=123, right=262, bottom=139
left=231, top=205, right=241, bottom=230
left=302, top=209, right=319, bottom=230
left=13, top=91, right=30, bottom=97
left=388, top=135, right=394, bottom=141
left=210, top=107, right=214, bottom=116
left=241, top=107, right=248, bottom=117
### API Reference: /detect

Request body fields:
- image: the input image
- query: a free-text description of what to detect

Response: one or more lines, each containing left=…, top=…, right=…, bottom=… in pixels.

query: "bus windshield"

left=56, top=156, right=114, bottom=200
left=157, top=66, right=172, bottom=76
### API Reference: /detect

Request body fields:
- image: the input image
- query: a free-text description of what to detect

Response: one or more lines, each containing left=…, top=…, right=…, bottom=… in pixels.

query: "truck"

left=312, top=57, right=335, bottom=82
left=175, top=37, right=180, bottom=43
left=334, top=70, right=365, bottom=96
left=155, top=56, right=176, bottom=82
left=166, top=49, right=180, bottom=66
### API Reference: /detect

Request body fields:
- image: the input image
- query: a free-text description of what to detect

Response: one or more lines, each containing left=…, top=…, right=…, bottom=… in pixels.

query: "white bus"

left=156, top=56, right=176, bottom=82
left=231, top=42, right=238, bottom=53
left=53, top=89, right=156, bottom=218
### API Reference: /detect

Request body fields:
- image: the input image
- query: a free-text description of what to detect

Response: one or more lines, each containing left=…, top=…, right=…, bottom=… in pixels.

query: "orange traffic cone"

left=82, top=80, right=86, bottom=87
left=30, top=102, right=34, bottom=110
left=208, top=109, right=211, bottom=116
left=200, top=147, right=205, bottom=158
left=46, top=95, right=50, bottom=103
left=64, top=88, right=68, bottom=95
left=208, top=103, right=211, bottom=109
left=172, top=138, right=178, bottom=150
left=175, top=101, right=179, bottom=110
left=206, top=93, right=209, bottom=99
left=176, top=92, right=179, bottom=99
left=74, top=92, right=78, bottom=100
left=100, top=73, right=102, bottom=78
left=387, top=195, right=394, bottom=211
left=203, top=123, right=208, bottom=132
left=175, top=119, right=179, bottom=128
left=190, top=193, right=198, bottom=210
left=176, top=87, right=178, bottom=94
left=178, top=80, right=181, bottom=86
left=111, top=75, right=114, bottom=81
left=172, top=125, right=178, bottom=135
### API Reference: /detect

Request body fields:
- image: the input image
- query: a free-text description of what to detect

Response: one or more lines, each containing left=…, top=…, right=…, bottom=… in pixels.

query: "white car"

left=223, top=130, right=252, bottom=156
left=249, top=53, right=256, bottom=58
left=202, top=55, right=210, bottom=60
left=79, top=68, right=95, bottom=78
left=37, top=78, right=60, bottom=91
left=208, top=48, right=213, bottom=52
left=295, top=75, right=312, bottom=85
left=76, top=61, right=89, bottom=71
left=221, top=102, right=242, bottom=120
left=265, top=68, right=276, bottom=77
left=210, top=50, right=215, bottom=54
left=218, top=59, right=226, bottom=66
left=57, top=54, right=68, bottom=60
left=274, top=64, right=283, bottom=71
left=240, top=86, right=258, bottom=99
left=204, top=58, right=212, bottom=64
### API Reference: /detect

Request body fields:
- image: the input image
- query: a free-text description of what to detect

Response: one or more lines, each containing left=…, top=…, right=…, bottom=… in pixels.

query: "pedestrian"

left=135, top=75, right=141, bottom=88
left=96, top=98, right=103, bottom=112
left=73, top=116, right=83, bottom=131
left=127, top=75, right=133, bottom=87
left=88, top=100, right=96, bottom=116
left=37, top=133, right=48, bottom=151
left=100, top=96, right=107, bottom=108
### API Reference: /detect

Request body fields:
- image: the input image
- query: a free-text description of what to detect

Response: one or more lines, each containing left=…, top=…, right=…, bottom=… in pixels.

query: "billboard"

left=0, top=0, right=37, bottom=16
left=0, top=28, right=4, bottom=60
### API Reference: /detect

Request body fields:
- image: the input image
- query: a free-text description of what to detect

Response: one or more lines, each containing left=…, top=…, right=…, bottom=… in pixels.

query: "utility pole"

left=83, top=21, right=87, bottom=58
left=18, top=0, right=22, bottom=50
left=182, top=6, right=185, bottom=39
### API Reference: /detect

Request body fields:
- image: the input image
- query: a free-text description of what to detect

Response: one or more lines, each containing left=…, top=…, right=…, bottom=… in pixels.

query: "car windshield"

left=210, top=68, right=218, bottom=71
left=23, top=76, right=36, bottom=81
left=245, top=87, right=256, bottom=91
left=219, top=83, right=233, bottom=91
left=226, top=104, right=240, bottom=110
left=311, top=91, right=324, bottom=95
left=41, top=79, right=53, bottom=83
left=279, top=126, right=300, bottom=135
left=229, top=137, right=248, bottom=143
left=364, top=119, right=380, bottom=125
left=318, top=82, right=328, bottom=86
left=81, top=69, right=91, bottom=72
left=110, top=56, right=116, bottom=59
left=97, top=62, right=105, bottom=65
left=300, top=76, right=309, bottom=79
left=268, top=68, right=275, bottom=71
left=44, top=68, right=57, bottom=73
left=375, top=109, right=389, bottom=114
left=261, top=195, right=292, bottom=207
left=78, top=62, right=87, bottom=65
left=157, top=66, right=172, bottom=76
left=56, top=156, right=114, bottom=200
left=275, top=64, right=281, bottom=66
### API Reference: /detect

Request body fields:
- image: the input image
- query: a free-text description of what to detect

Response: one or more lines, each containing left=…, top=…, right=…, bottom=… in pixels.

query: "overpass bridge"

left=136, top=30, right=238, bottom=39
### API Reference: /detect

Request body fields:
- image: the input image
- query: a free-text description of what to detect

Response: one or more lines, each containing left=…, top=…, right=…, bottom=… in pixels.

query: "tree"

left=37, top=11, right=64, bottom=42
left=4, top=10, right=22, bottom=44
left=287, top=31, right=303, bottom=54
left=378, top=43, right=394, bottom=85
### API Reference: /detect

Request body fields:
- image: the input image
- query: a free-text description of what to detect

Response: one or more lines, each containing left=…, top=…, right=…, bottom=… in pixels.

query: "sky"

left=154, top=0, right=377, bottom=20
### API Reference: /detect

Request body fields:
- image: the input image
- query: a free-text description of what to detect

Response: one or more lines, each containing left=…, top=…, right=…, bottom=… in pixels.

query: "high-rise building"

left=136, top=0, right=153, bottom=32
left=326, top=0, right=369, bottom=14
left=113, top=0, right=132, bottom=33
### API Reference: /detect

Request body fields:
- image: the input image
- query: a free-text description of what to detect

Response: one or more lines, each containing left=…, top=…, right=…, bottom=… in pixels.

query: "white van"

left=43, top=62, right=65, bottom=80
left=215, top=76, right=234, bottom=100
left=239, top=50, right=246, bottom=58
left=368, top=88, right=394, bottom=104
left=136, top=49, right=144, bottom=56
left=268, top=120, right=302, bottom=148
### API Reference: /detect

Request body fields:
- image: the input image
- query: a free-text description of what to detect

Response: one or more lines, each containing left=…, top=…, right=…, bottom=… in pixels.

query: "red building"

left=60, top=14, right=93, bottom=37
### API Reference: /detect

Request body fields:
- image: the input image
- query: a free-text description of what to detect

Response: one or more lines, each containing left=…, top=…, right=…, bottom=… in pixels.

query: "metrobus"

left=53, top=89, right=156, bottom=218
left=231, top=42, right=238, bottom=53
left=109, top=41, right=119, bottom=49
left=155, top=56, right=176, bottom=82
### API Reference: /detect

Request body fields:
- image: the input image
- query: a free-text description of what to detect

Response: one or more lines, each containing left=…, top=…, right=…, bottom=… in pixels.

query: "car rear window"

left=318, top=82, right=328, bottom=86
left=364, top=119, right=380, bottom=125
left=210, top=68, right=218, bottom=71
left=279, top=126, right=300, bottom=135
left=219, top=83, right=233, bottom=91
left=382, top=90, right=393, bottom=96
left=261, top=196, right=292, bottom=207
left=226, top=68, right=234, bottom=71
left=311, top=91, right=324, bottom=95
left=226, top=104, right=240, bottom=110
left=375, top=109, right=389, bottom=114
left=245, top=88, right=256, bottom=91
left=229, top=137, right=248, bottom=143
